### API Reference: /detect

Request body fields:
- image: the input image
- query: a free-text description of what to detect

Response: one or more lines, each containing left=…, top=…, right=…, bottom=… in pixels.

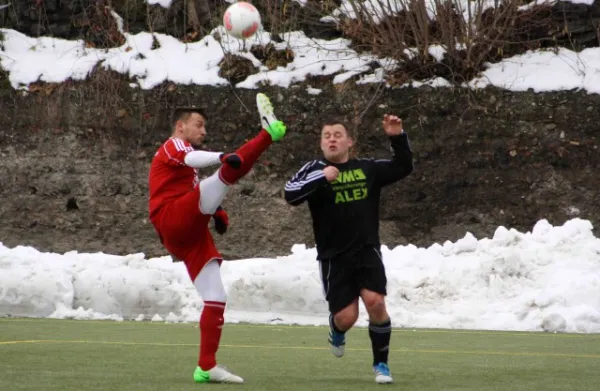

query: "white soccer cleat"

left=256, top=93, right=278, bottom=127
left=194, top=365, right=244, bottom=383
left=256, top=93, right=286, bottom=141
left=331, top=344, right=345, bottom=358
left=328, top=329, right=346, bottom=358
left=209, top=366, right=244, bottom=383
left=373, top=362, right=394, bottom=384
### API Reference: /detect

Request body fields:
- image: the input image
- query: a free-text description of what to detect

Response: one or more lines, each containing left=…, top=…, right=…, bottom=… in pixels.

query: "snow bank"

left=1, top=219, right=599, bottom=333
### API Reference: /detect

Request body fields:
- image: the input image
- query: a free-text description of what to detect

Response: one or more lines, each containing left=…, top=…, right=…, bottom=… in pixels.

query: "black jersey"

left=284, top=133, right=413, bottom=260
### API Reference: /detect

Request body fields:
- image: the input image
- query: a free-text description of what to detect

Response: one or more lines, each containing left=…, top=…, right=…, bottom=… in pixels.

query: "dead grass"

left=250, top=43, right=295, bottom=70
left=335, top=0, right=564, bottom=85
left=218, top=54, right=259, bottom=85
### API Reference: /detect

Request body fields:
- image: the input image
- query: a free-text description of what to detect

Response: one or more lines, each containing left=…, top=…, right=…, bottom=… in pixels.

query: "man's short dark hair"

left=321, top=119, right=354, bottom=138
left=170, top=107, right=207, bottom=129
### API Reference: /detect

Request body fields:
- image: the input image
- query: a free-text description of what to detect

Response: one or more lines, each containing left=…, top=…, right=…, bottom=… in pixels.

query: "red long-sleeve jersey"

left=148, top=138, right=198, bottom=218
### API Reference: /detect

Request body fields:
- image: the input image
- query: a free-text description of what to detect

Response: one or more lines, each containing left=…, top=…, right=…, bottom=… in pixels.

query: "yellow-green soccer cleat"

left=256, top=93, right=286, bottom=142
left=193, top=365, right=244, bottom=384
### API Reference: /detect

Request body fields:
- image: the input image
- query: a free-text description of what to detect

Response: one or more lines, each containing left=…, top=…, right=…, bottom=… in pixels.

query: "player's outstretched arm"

left=284, top=160, right=328, bottom=206
left=183, top=150, right=243, bottom=169
left=371, top=114, right=414, bottom=187
left=162, top=139, right=230, bottom=169
left=184, top=151, right=221, bottom=168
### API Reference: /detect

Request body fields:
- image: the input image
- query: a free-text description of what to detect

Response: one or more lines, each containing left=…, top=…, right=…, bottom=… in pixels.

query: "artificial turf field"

left=1, top=318, right=599, bottom=391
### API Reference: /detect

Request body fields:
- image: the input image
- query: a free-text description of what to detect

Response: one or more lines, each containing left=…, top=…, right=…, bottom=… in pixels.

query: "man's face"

left=320, top=124, right=353, bottom=163
left=177, top=113, right=207, bottom=147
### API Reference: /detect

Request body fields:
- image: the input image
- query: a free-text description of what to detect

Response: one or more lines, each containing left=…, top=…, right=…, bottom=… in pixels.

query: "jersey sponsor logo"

left=331, top=168, right=366, bottom=184
left=330, top=168, right=368, bottom=204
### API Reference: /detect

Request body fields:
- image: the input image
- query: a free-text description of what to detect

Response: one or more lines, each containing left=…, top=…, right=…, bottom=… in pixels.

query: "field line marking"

left=0, top=340, right=41, bottom=345
left=1, top=318, right=599, bottom=338
left=1, top=339, right=599, bottom=359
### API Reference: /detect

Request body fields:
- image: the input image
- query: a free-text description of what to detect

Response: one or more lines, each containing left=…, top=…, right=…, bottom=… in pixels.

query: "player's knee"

left=201, top=287, right=227, bottom=303
left=334, top=313, right=357, bottom=331
left=193, top=260, right=227, bottom=303
left=196, top=278, right=227, bottom=303
left=362, top=291, right=386, bottom=315
left=334, top=303, right=359, bottom=330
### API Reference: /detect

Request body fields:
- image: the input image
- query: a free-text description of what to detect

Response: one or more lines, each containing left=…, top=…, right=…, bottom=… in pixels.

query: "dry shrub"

left=303, top=73, right=339, bottom=88
left=218, top=54, right=259, bottom=84
left=251, top=0, right=309, bottom=37
left=336, top=0, right=562, bottom=84
left=250, top=43, right=295, bottom=70
left=75, top=2, right=127, bottom=48
left=23, top=68, right=136, bottom=130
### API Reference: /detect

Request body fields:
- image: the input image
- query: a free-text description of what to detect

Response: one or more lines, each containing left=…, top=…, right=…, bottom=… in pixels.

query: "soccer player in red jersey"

left=148, top=93, right=285, bottom=384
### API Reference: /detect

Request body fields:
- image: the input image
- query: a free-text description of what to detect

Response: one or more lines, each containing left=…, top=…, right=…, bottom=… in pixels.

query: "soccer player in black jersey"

left=284, top=114, right=413, bottom=384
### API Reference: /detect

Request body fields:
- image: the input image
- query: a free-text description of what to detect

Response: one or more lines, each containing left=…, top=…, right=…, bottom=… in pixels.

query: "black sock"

left=369, top=318, right=391, bottom=366
left=329, top=313, right=346, bottom=334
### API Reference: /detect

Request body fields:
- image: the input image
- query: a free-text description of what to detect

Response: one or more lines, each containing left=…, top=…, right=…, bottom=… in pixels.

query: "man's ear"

left=348, top=134, right=358, bottom=158
left=175, top=119, right=185, bottom=133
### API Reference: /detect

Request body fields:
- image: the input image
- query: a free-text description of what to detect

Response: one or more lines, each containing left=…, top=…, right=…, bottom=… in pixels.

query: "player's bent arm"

left=372, top=133, right=414, bottom=187
left=284, top=161, right=328, bottom=206
left=184, top=151, right=223, bottom=168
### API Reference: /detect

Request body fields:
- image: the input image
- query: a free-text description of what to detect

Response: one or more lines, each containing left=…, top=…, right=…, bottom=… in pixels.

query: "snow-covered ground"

left=1, top=218, right=599, bottom=333
left=1, top=1, right=600, bottom=94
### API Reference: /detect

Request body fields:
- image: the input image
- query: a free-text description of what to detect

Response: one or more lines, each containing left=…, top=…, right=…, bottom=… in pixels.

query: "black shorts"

left=319, top=246, right=387, bottom=314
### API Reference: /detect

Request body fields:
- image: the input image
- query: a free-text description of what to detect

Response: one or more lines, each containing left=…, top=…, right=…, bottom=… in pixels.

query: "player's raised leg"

left=192, top=259, right=243, bottom=384
left=219, top=93, right=286, bottom=185
left=198, top=93, right=286, bottom=215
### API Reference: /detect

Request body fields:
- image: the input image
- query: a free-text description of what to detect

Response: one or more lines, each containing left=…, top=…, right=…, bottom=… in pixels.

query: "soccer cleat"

left=328, top=328, right=346, bottom=358
left=373, top=362, right=393, bottom=384
left=193, top=365, right=244, bottom=384
left=256, top=93, right=286, bottom=141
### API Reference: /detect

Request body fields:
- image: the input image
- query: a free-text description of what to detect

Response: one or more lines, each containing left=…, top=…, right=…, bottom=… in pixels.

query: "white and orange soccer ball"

left=223, top=1, right=261, bottom=39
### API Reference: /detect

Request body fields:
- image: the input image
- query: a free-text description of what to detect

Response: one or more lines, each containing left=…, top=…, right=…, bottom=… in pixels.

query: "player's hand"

left=212, top=206, right=229, bottom=235
left=382, top=114, right=403, bottom=136
left=220, top=153, right=243, bottom=169
left=323, top=166, right=339, bottom=182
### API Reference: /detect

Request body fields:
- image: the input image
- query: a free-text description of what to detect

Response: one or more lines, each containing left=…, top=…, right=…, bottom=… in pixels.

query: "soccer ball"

left=223, top=2, right=261, bottom=39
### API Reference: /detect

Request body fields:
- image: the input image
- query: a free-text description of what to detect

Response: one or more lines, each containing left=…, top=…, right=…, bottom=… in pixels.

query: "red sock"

left=219, top=129, right=272, bottom=184
left=198, top=301, right=226, bottom=370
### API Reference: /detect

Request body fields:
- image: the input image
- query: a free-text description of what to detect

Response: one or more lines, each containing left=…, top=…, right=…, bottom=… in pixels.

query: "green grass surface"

left=1, top=318, right=599, bottom=390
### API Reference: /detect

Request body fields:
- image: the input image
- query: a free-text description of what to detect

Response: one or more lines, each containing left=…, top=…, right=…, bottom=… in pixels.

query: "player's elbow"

left=399, top=162, right=414, bottom=180
left=284, top=186, right=306, bottom=206
left=398, top=151, right=414, bottom=173
left=284, top=191, right=302, bottom=206
left=391, top=159, right=413, bottom=182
